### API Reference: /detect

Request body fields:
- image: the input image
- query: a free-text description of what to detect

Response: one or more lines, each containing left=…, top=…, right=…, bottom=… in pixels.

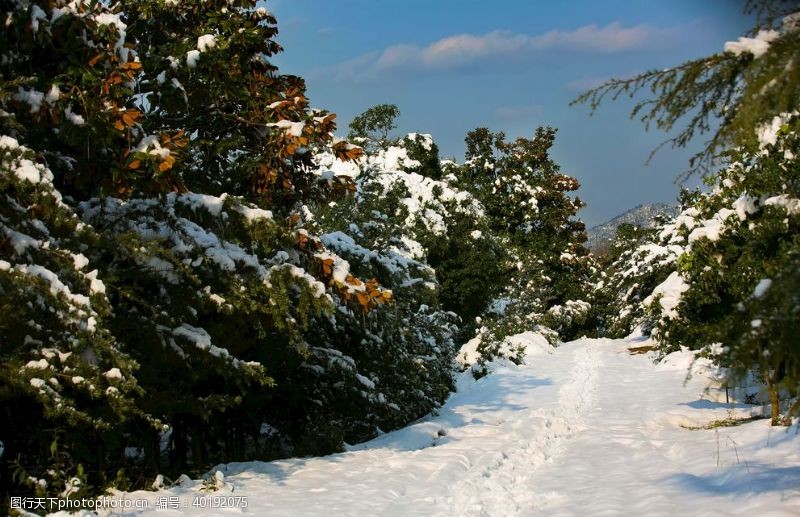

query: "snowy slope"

left=91, top=337, right=799, bottom=517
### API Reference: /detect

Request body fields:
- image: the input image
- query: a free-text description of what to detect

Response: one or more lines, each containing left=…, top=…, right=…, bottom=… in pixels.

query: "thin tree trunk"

left=765, top=371, right=781, bottom=426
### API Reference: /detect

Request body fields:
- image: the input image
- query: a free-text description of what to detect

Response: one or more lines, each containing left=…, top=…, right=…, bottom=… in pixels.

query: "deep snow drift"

left=76, top=337, right=799, bottom=516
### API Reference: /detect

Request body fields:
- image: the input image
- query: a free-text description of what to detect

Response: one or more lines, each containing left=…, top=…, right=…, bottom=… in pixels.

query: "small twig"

left=727, top=436, right=751, bottom=474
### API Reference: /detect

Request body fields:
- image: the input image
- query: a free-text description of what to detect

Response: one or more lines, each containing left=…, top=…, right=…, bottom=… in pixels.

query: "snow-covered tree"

left=453, top=127, right=595, bottom=354
left=650, top=113, right=800, bottom=425
left=120, top=0, right=362, bottom=206
left=0, top=136, right=149, bottom=500
left=0, top=0, right=442, bottom=501
left=594, top=193, right=698, bottom=338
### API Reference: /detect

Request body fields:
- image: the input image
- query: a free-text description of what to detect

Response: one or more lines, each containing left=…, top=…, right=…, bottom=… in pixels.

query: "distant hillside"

left=587, top=203, right=678, bottom=253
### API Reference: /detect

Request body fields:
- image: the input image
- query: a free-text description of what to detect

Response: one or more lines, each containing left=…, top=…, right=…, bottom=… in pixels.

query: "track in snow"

left=115, top=337, right=800, bottom=517
left=448, top=340, right=602, bottom=515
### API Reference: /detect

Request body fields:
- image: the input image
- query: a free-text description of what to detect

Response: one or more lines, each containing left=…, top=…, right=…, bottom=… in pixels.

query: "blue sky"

left=267, top=1, right=753, bottom=225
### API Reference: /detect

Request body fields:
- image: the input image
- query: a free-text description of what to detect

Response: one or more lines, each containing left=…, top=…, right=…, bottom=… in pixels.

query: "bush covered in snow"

left=649, top=113, right=800, bottom=425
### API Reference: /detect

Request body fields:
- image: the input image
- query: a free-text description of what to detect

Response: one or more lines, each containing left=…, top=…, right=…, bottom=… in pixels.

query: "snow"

left=110, top=337, right=799, bottom=516
left=732, top=193, right=759, bottom=220
left=268, top=119, right=306, bottom=137
left=764, top=194, right=800, bottom=215
left=235, top=205, right=273, bottom=222
left=724, top=29, right=780, bottom=59
left=688, top=208, right=735, bottom=243
left=64, top=107, right=85, bottom=126
left=30, top=378, right=45, bottom=389
left=45, top=84, right=60, bottom=104
left=135, top=135, right=172, bottom=160
left=372, top=146, right=421, bottom=172
left=24, top=358, right=49, bottom=370
left=279, top=265, right=328, bottom=299
left=11, top=263, right=91, bottom=308
left=103, top=368, right=123, bottom=380
left=186, top=50, right=201, bottom=68
left=2, top=225, right=42, bottom=255
left=196, top=34, right=217, bottom=52
left=177, top=192, right=227, bottom=217
left=313, top=150, right=362, bottom=178
left=13, top=87, right=44, bottom=113
left=0, top=135, right=20, bottom=151
left=757, top=115, right=786, bottom=148
left=13, top=159, right=44, bottom=184
left=172, top=324, right=250, bottom=368
left=784, top=11, right=800, bottom=32
left=753, top=278, right=772, bottom=298
left=645, top=271, right=689, bottom=319
left=29, top=4, right=47, bottom=33
left=354, top=373, right=376, bottom=390
left=85, top=269, right=106, bottom=295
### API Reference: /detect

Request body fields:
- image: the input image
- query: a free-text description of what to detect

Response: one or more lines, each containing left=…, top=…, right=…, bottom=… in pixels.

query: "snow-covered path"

left=115, top=337, right=800, bottom=517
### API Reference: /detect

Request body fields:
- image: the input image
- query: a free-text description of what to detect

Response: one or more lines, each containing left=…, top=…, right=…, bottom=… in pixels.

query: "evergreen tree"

left=0, top=136, right=148, bottom=501
left=574, top=2, right=800, bottom=424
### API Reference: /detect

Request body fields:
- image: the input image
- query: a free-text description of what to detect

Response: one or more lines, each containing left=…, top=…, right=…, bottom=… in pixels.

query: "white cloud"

left=331, top=22, right=680, bottom=81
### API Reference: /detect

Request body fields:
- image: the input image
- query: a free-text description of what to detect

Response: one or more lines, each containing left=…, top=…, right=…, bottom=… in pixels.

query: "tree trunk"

left=765, top=371, right=781, bottom=426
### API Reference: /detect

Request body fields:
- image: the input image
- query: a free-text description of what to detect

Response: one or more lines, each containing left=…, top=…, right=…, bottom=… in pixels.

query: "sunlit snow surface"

left=69, top=338, right=799, bottom=516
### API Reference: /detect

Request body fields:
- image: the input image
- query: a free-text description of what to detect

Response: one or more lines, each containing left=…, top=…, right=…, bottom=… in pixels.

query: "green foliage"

left=348, top=104, right=401, bottom=153
left=419, top=210, right=505, bottom=334
left=572, top=1, right=800, bottom=177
